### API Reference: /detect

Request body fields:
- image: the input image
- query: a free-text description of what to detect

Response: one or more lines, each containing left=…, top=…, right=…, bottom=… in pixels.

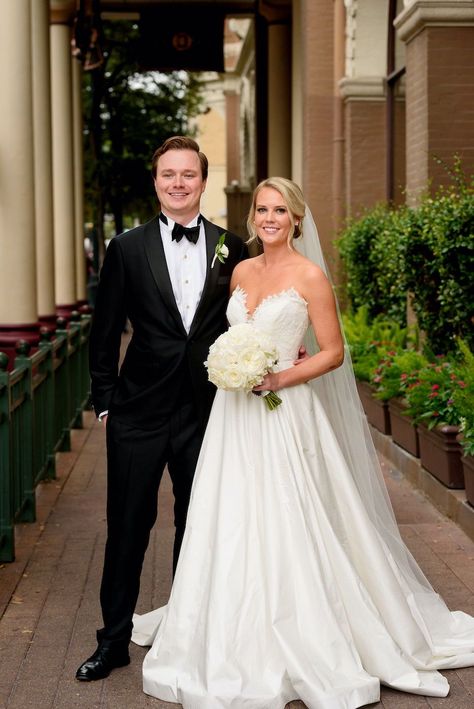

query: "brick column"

left=299, top=0, right=335, bottom=258
left=267, top=22, right=291, bottom=177
left=395, top=0, right=474, bottom=203
left=340, top=78, right=387, bottom=216
left=291, top=0, right=303, bottom=187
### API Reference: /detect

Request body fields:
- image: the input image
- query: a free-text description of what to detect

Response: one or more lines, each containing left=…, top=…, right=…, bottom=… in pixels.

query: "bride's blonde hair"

left=247, top=177, right=306, bottom=248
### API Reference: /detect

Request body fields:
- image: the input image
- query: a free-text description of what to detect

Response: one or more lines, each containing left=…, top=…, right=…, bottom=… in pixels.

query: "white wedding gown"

left=132, top=287, right=474, bottom=709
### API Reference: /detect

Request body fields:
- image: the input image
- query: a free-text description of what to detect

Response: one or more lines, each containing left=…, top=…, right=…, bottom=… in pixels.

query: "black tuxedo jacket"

left=89, top=215, right=247, bottom=430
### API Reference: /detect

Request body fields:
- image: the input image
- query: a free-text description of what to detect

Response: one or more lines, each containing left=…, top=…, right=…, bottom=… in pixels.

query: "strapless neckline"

left=233, top=284, right=307, bottom=320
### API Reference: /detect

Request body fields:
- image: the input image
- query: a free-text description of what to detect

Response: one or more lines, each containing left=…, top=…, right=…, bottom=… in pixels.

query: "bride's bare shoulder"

left=295, top=255, right=326, bottom=282
left=297, top=259, right=331, bottom=298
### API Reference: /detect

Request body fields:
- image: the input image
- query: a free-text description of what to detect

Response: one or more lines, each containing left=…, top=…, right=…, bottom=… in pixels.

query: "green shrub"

left=404, top=185, right=474, bottom=354
left=338, top=205, right=408, bottom=324
left=338, top=161, right=474, bottom=355
left=342, top=307, right=416, bottom=383
left=451, top=340, right=474, bottom=455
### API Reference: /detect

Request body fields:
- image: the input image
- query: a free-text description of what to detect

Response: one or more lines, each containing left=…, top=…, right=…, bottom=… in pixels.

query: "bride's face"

left=254, top=187, right=293, bottom=246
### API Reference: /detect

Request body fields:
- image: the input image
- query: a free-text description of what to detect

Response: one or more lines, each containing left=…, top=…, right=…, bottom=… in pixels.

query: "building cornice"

left=395, top=1, right=474, bottom=43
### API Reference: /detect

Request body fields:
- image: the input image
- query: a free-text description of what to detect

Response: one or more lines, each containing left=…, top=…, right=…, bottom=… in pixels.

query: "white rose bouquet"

left=205, top=323, right=282, bottom=411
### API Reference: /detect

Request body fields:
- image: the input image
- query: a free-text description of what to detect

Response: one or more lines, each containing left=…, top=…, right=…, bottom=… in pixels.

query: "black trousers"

left=98, top=401, right=203, bottom=647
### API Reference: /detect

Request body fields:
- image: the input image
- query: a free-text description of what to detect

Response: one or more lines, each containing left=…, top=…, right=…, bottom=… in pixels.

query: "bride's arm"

left=254, top=266, right=344, bottom=392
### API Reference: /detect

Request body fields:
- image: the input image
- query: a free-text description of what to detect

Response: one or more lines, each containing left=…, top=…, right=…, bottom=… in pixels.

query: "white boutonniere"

left=211, top=233, right=229, bottom=268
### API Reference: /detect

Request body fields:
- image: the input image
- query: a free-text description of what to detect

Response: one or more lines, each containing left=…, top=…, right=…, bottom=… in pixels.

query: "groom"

left=76, top=136, right=247, bottom=681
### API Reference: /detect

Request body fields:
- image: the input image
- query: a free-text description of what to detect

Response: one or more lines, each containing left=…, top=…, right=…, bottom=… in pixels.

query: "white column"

left=0, top=0, right=37, bottom=326
left=32, top=0, right=55, bottom=321
left=50, top=19, right=77, bottom=311
left=72, top=58, right=87, bottom=303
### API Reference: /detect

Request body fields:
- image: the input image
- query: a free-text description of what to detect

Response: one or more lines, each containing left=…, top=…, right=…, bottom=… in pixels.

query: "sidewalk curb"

left=371, top=426, right=474, bottom=542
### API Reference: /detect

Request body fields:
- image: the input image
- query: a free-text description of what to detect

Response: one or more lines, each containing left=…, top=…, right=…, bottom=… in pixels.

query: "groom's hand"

left=294, top=346, right=309, bottom=365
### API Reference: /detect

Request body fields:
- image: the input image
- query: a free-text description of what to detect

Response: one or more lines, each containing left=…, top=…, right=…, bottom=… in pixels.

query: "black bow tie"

left=171, top=222, right=200, bottom=244
left=159, top=213, right=202, bottom=244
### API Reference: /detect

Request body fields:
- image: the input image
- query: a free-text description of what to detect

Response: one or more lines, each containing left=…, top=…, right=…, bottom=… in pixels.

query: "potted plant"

left=372, top=350, right=427, bottom=457
left=349, top=343, right=391, bottom=435
left=451, top=341, right=474, bottom=504
left=343, top=308, right=414, bottom=435
left=458, top=421, right=474, bottom=506
left=405, top=359, right=464, bottom=488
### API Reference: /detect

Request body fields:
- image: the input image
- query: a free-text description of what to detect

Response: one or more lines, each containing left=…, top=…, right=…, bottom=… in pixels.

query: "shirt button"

left=185, top=279, right=189, bottom=284
left=184, top=255, right=188, bottom=260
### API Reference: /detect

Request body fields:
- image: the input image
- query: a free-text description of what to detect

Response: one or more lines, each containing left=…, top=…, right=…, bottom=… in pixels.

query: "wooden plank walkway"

left=0, top=411, right=473, bottom=708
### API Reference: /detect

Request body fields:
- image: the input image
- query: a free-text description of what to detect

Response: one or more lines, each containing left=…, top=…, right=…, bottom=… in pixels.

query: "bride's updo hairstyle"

left=247, top=177, right=305, bottom=249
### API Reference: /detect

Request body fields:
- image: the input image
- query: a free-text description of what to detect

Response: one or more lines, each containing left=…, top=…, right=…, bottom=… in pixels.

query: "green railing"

left=0, top=313, right=91, bottom=562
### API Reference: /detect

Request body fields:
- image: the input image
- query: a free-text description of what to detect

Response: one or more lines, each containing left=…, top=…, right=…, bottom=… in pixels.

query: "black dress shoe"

left=75, top=644, right=130, bottom=681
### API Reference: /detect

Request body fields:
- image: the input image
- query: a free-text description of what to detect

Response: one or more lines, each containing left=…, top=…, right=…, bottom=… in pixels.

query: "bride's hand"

left=253, top=372, right=281, bottom=392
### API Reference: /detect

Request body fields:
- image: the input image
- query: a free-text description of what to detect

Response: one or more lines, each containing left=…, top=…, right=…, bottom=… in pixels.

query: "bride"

left=132, top=177, right=474, bottom=708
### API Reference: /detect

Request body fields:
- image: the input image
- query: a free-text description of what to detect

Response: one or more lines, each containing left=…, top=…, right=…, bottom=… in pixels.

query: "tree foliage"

left=82, top=20, right=203, bottom=242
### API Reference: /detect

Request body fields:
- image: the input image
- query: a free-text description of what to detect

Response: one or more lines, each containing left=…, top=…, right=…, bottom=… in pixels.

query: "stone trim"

left=395, top=1, right=474, bottom=43
left=339, top=76, right=385, bottom=101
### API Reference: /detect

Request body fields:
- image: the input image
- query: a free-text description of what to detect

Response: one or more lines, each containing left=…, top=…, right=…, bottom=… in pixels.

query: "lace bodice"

left=226, top=286, right=309, bottom=369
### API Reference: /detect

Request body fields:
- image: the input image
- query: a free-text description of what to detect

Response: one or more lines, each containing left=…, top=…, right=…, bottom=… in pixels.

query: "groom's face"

left=154, top=149, right=207, bottom=221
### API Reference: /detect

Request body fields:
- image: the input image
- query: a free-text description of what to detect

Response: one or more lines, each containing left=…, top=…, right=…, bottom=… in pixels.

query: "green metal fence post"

left=0, top=352, right=14, bottom=561
left=54, top=318, right=71, bottom=452
left=69, top=311, right=83, bottom=429
left=80, top=313, right=92, bottom=412
left=12, top=341, right=35, bottom=524
left=38, top=328, right=56, bottom=480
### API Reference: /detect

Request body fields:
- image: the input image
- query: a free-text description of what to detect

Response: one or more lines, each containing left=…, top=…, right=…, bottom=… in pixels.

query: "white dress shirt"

left=160, top=212, right=207, bottom=333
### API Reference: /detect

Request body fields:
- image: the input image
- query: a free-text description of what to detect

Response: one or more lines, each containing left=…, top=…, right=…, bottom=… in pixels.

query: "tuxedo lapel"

left=188, top=218, right=221, bottom=339
left=142, top=216, right=187, bottom=337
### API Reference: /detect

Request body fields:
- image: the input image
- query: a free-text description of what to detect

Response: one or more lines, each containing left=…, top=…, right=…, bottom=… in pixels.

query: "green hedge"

left=338, top=204, right=409, bottom=325
left=338, top=170, right=474, bottom=354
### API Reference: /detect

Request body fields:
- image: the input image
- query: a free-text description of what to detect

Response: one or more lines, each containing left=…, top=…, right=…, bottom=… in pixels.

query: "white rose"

left=221, top=367, right=247, bottom=390
left=240, top=348, right=267, bottom=378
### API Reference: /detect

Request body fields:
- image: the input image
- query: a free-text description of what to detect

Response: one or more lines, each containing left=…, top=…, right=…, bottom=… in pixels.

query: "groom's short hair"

left=151, top=136, right=208, bottom=181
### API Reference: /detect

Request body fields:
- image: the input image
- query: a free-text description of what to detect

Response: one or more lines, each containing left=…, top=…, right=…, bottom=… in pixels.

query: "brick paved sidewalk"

left=0, top=411, right=473, bottom=709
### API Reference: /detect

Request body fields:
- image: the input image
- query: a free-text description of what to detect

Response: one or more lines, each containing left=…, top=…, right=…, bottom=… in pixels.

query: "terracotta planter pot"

left=461, top=455, right=474, bottom=506
left=388, top=398, right=419, bottom=458
left=418, top=423, right=464, bottom=489
left=356, top=380, right=391, bottom=435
